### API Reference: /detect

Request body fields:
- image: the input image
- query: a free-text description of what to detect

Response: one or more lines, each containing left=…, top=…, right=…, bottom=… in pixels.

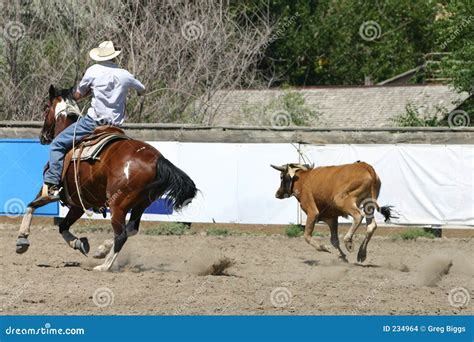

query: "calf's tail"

left=380, top=205, right=399, bottom=223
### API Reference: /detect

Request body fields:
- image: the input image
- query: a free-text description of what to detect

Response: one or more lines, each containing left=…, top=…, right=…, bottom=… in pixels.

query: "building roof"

left=204, top=84, right=469, bottom=128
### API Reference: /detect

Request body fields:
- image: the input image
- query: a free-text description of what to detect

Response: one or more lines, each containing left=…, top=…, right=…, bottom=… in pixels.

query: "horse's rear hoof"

left=16, top=244, right=29, bottom=254
left=93, top=239, right=113, bottom=259
left=126, top=229, right=138, bottom=237
left=16, top=238, right=30, bottom=254
left=339, top=255, right=348, bottom=263
left=74, top=237, right=90, bottom=256
left=344, top=239, right=353, bottom=253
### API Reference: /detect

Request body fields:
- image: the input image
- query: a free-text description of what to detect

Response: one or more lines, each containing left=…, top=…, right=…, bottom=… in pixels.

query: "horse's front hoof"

left=74, top=237, right=90, bottom=256
left=93, top=264, right=110, bottom=272
left=357, top=249, right=367, bottom=263
left=16, top=237, right=30, bottom=254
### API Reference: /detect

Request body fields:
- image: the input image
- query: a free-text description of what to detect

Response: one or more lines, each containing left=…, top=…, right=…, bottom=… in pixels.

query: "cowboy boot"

left=41, top=183, right=62, bottom=201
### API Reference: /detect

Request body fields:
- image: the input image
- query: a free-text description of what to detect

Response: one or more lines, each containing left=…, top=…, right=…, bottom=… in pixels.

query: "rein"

left=55, top=98, right=82, bottom=119
left=42, top=121, right=56, bottom=143
left=51, top=97, right=91, bottom=216
left=70, top=104, right=93, bottom=217
left=42, top=98, right=81, bottom=143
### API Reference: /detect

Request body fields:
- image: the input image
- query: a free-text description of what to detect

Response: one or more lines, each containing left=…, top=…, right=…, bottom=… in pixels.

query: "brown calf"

left=271, top=161, right=395, bottom=262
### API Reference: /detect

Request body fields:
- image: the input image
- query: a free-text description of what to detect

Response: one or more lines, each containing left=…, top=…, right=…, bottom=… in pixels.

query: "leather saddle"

left=61, top=125, right=130, bottom=181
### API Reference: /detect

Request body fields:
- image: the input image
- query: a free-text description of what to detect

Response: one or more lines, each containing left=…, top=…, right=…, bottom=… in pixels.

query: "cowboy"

left=43, top=41, right=145, bottom=199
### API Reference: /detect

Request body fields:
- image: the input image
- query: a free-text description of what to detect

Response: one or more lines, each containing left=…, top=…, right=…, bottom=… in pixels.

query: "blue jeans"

left=44, top=115, right=98, bottom=185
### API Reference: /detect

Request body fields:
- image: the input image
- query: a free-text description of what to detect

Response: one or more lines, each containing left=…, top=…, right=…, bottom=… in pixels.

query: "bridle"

left=41, top=97, right=82, bottom=143
left=54, top=97, right=82, bottom=119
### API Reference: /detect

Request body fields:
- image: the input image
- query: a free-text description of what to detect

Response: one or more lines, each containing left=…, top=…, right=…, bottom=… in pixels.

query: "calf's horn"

left=270, top=164, right=286, bottom=172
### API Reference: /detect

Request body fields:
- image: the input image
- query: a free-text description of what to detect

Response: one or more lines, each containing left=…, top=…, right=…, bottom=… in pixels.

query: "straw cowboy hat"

left=89, top=41, right=121, bottom=61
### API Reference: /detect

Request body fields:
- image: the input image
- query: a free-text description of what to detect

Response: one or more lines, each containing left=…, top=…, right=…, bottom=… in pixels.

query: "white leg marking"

left=19, top=207, right=34, bottom=236
left=94, top=244, right=118, bottom=272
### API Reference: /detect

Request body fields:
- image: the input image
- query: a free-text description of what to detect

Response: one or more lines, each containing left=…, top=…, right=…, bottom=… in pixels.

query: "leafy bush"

left=434, top=2, right=474, bottom=94
left=395, top=228, right=436, bottom=240
left=277, top=91, right=319, bottom=126
left=242, top=90, right=319, bottom=127
left=285, top=224, right=304, bottom=237
left=392, top=103, right=447, bottom=127
left=142, top=222, right=190, bottom=236
left=206, top=228, right=230, bottom=236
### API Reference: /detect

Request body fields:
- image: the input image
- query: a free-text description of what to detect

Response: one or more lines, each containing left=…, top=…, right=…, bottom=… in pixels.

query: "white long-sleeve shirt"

left=78, top=61, right=145, bottom=126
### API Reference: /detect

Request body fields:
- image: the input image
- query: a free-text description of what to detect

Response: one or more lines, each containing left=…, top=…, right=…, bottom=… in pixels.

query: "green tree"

left=434, top=2, right=473, bottom=94
left=432, top=2, right=473, bottom=124
left=246, top=0, right=440, bottom=86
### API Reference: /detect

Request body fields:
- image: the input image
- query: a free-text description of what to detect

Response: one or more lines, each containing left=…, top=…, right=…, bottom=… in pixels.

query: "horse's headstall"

left=54, top=98, right=82, bottom=119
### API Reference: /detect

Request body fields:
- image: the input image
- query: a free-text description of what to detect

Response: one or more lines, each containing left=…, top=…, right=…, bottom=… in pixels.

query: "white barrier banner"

left=60, top=143, right=474, bottom=227
left=302, top=144, right=474, bottom=226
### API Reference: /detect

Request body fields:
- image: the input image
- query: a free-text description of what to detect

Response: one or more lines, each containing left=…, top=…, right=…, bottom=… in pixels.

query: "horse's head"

left=39, top=85, right=81, bottom=145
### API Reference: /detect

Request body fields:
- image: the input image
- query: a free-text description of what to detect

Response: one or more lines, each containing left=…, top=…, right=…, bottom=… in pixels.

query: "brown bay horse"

left=16, top=85, right=197, bottom=271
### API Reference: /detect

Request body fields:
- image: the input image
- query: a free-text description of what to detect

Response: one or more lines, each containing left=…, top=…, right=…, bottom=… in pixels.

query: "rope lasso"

left=58, top=87, right=206, bottom=219
left=71, top=106, right=93, bottom=217
left=292, top=142, right=313, bottom=167
left=142, top=87, right=202, bottom=99
left=141, top=87, right=314, bottom=165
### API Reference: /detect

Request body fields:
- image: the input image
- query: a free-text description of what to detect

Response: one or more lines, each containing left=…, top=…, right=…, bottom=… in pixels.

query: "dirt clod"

left=198, top=257, right=234, bottom=276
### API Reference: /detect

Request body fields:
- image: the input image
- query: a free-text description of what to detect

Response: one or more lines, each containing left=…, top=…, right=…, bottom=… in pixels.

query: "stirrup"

left=41, top=183, right=62, bottom=200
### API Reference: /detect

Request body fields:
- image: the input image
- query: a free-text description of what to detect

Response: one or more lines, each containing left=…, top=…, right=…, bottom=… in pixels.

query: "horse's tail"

left=148, top=156, right=197, bottom=210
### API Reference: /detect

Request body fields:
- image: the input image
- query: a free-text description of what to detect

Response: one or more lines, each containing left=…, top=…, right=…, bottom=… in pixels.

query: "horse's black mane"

left=56, top=87, right=74, bottom=100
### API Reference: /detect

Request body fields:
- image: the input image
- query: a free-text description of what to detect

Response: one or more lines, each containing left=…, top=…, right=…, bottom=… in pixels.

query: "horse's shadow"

left=302, top=259, right=381, bottom=268
left=353, top=263, right=381, bottom=268
left=303, top=260, right=320, bottom=266
left=115, top=262, right=172, bottom=273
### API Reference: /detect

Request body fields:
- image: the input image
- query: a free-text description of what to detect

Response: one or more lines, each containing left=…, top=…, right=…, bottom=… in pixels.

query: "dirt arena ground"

left=0, top=221, right=472, bottom=316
